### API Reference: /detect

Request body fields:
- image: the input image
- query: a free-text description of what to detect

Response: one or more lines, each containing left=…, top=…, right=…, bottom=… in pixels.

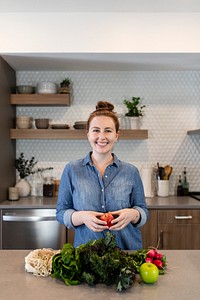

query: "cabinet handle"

left=174, top=215, right=192, bottom=220
left=158, top=230, right=164, bottom=249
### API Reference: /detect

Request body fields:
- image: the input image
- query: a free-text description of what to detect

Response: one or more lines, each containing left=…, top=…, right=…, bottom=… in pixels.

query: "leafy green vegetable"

left=52, top=232, right=136, bottom=291
left=51, top=232, right=167, bottom=292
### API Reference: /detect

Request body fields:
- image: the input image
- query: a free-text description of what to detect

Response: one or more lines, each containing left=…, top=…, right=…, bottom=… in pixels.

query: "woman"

left=56, top=101, right=148, bottom=250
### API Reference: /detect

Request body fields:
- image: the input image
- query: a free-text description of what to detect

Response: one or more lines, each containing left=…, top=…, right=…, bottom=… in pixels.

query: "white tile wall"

left=16, top=70, right=200, bottom=195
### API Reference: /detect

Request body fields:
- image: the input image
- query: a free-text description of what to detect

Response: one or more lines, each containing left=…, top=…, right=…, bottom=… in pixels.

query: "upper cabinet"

left=10, top=94, right=148, bottom=140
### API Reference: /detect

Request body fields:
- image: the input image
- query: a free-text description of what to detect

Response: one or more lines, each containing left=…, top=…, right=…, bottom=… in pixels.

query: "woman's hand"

left=110, top=208, right=140, bottom=230
left=72, top=211, right=109, bottom=232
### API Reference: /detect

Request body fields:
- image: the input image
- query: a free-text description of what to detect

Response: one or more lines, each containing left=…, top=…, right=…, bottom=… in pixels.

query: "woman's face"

left=87, top=116, right=119, bottom=155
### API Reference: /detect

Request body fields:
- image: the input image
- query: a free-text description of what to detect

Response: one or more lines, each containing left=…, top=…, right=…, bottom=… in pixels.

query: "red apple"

left=100, top=213, right=114, bottom=227
left=139, top=262, right=159, bottom=284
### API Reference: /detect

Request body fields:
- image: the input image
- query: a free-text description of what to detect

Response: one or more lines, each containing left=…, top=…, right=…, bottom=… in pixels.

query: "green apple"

left=139, top=262, right=159, bottom=284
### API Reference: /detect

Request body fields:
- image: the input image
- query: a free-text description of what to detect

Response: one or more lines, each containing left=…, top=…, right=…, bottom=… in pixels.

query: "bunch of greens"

left=51, top=232, right=137, bottom=292
left=15, top=152, right=38, bottom=179
left=51, top=232, right=167, bottom=292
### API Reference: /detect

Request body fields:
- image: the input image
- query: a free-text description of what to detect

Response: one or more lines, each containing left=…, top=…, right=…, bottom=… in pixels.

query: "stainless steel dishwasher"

left=2, top=209, right=67, bottom=250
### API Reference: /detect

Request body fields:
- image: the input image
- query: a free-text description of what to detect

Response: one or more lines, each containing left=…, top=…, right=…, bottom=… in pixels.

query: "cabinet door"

left=158, top=210, right=200, bottom=250
left=141, top=210, right=158, bottom=248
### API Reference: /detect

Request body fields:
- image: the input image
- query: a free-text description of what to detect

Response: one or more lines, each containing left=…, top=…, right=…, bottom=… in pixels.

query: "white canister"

left=140, top=166, right=154, bottom=197
left=157, top=180, right=169, bottom=197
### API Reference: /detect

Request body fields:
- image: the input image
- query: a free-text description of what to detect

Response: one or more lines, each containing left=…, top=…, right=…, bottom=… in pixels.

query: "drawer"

left=158, top=210, right=200, bottom=224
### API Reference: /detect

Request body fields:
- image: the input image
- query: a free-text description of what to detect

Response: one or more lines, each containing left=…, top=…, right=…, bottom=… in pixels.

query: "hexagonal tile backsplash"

left=16, top=70, right=200, bottom=195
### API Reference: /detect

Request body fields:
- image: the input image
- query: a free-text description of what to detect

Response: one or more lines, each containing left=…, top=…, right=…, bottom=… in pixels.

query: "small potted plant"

left=15, top=153, right=38, bottom=197
left=123, top=96, right=146, bottom=129
left=59, top=78, right=71, bottom=94
left=60, top=78, right=70, bottom=88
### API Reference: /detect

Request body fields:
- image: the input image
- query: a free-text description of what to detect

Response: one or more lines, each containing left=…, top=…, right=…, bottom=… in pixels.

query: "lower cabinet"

left=66, top=209, right=200, bottom=250
left=158, top=209, right=200, bottom=250
left=141, top=210, right=158, bottom=248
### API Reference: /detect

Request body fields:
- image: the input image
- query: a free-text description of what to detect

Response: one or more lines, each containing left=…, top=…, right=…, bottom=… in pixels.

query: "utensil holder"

left=157, top=180, right=169, bottom=197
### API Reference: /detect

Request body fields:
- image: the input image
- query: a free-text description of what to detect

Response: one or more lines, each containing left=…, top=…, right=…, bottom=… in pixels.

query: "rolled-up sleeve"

left=133, top=206, right=148, bottom=228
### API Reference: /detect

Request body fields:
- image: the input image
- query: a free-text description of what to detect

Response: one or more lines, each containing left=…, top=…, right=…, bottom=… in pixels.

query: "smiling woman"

left=56, top=100, right=149, bottom=250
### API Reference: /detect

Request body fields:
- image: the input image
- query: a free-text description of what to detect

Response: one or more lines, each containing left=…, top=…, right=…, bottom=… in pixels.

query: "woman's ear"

left=115, top=131, right=119, bottom=141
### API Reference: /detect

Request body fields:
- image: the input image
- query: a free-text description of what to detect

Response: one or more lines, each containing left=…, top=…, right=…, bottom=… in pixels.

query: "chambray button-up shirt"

left=56, top=152, right=148, bottom=250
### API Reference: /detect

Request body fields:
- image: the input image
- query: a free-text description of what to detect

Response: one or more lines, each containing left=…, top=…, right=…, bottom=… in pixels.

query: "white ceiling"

left=1, top=1, right=200, bottom=71
left=1, top=0, right=200, bottom=12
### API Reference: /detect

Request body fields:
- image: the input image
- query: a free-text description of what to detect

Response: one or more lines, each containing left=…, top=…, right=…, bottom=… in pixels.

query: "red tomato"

left=100, top=213, right=114, bottom=227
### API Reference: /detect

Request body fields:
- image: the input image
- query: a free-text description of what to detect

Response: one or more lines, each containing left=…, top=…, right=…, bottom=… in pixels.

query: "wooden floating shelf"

left=10, top=129, right=148, bottom=140
left=10, top=94, right=70, bottom=106
left=187, top=129, right=200, bottom=135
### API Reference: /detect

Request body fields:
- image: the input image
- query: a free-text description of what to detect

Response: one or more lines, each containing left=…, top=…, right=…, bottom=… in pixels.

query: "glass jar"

left=43, top=177, right=54, bottom=197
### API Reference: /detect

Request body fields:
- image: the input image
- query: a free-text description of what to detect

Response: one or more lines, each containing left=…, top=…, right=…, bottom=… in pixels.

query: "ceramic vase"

left=129, top=116, right=140, bottom=129
left=15, top=178, right=31, bottom=197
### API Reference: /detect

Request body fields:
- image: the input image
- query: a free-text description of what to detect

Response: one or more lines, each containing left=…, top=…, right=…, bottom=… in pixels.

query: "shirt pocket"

left=108, top=182, right=133, bottom=209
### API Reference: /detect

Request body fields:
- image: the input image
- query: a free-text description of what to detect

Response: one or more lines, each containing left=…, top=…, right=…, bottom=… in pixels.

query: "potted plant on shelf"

left=59, top=78, right=71, bottom=94
left=15, top=153, right=38, bottom=197
left=123, top=96, right=146, bottom=129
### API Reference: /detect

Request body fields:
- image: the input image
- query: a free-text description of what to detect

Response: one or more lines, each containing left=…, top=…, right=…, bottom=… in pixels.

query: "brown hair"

left=86, top=101, right=119, bottom=132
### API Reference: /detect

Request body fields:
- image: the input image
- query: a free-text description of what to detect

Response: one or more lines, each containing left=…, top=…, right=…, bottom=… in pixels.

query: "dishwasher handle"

left=3, top=215, right=56, bottom=222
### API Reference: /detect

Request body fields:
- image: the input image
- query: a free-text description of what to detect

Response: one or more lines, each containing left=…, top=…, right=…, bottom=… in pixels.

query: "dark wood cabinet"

left=141, top=210, right=158, bottom=248
left=0, top=57, right=16, bottom=203
left=158, top=209, right=200, bottom=250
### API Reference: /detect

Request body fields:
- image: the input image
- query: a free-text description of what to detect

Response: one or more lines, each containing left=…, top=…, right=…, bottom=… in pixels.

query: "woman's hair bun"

left=96, top=101, right=114, bottom=112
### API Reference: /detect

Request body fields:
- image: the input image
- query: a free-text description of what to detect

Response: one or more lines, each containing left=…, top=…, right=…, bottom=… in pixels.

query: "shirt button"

left=102, top=189, right=104, bottom=192
left=105, top=175, right=108, bottom=178
left=102, top=205, right=104, bottom=208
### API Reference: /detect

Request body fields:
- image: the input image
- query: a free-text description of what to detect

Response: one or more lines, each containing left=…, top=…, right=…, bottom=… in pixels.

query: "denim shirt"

left=56, top=152, right=149, bottom=250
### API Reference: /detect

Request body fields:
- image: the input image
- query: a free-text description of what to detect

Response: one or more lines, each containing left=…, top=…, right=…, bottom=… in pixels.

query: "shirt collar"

left=83, top=152, right=120, bottom=168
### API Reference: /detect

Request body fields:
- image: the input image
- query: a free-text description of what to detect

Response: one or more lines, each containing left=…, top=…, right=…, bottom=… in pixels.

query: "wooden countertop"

left=0, top=250, right=199, bottom=300
left=0, top=195, right=200, bottom=209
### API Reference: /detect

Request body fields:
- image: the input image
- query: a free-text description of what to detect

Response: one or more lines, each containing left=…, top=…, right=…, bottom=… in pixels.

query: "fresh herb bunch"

left=123, top=96, right=146, bottom=117
left=15, top=152, right=38, bottom=179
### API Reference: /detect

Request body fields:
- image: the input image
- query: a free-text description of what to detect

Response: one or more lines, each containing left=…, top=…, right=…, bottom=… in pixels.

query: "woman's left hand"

left=110, top=208, right=140, bottom=230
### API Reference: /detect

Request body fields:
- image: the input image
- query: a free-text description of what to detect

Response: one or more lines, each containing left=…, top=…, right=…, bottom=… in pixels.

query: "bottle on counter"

left=182, top=167, right=189, bottom=196
left=35, top=172, right=44, bottom=197
left=43, top=176, right=54, bottom=197
left=177, top=174, right=184, bottom=196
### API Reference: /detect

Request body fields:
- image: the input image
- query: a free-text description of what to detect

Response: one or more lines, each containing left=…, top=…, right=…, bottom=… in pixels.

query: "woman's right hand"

left=72, top=211, right=109, bottom=232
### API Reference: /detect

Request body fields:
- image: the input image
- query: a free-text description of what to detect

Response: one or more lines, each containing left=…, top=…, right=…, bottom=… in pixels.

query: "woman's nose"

left=98, top=131, right=106, bottom=139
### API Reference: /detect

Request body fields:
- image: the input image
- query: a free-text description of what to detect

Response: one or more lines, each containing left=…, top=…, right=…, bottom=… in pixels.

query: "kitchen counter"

left=0, top=250, right=199, bottom=300
left=0, top=195, right=200, bottom=209
left=0, top=196, right=57, bottom=209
